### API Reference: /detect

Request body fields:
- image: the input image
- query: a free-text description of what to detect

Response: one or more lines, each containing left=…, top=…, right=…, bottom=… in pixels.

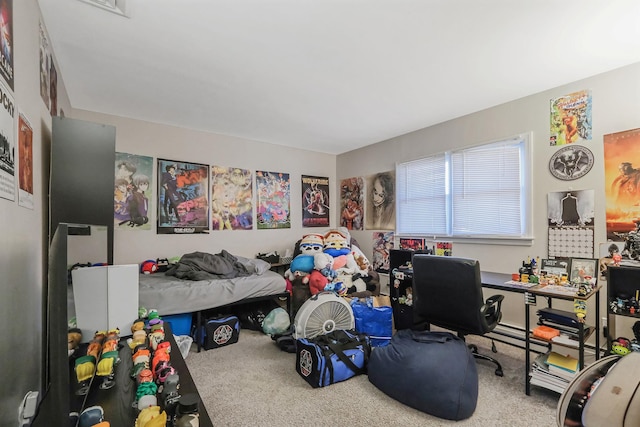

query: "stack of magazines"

left=530, top=351, right=579, bottom=393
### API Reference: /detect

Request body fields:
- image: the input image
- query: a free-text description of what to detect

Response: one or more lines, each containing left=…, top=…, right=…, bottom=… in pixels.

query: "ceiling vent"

left=77, top=0, right=129, bottom=17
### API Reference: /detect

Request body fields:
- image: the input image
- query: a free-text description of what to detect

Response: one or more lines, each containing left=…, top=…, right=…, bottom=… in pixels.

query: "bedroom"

left=3, top=1, right=640, bottom=426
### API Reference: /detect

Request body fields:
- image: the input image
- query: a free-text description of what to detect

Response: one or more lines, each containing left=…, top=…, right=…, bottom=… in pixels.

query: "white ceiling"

left=37, top=0, right=640, bottom=155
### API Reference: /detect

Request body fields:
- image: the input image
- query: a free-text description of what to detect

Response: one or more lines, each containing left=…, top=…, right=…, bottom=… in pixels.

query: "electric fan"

left=293, top=291, right=355, bottom=339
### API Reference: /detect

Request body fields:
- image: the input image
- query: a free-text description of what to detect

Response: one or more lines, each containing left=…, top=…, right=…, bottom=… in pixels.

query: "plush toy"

left=313, top=252, right=337, bottom=282
left=68, top=328, right=83, bottom=357
left=308, top=269, right=330, bottom=295
left=322, top=230, right=360, bottom=275
left=284, top=233, right=325, bottom=280
left=141, top=259, right=158, bottom=274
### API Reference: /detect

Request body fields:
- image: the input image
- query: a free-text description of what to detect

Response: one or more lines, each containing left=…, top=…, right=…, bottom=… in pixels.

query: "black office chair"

left=411, top=254, right=505, bottom=376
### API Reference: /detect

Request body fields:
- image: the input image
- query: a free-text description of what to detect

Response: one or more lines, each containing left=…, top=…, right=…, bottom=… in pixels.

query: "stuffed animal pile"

left=285, top=229, right=376, bottom=297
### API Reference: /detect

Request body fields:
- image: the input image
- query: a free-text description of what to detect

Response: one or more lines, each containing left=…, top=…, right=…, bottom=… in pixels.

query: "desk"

left=481, top=272, right=601, bottom=395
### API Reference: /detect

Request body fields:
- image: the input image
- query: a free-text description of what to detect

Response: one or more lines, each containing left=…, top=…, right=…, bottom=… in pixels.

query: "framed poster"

left=540, top=258, right=569, bottom=276
left=339, top=176, right=364, bottom=230
left=569, top=258, right=598, bottom=283
left=302, top=175, right=329, bottom=227
left=256, top=170, right=290, bottom=229
left=550, top=89, right=592, bottom=145
left=115, top=152, right=154, bottom=230
left=17, top=112, right=33, bottom=209
left=157, top=159, right=209, bottom=234
left=365, top=171, right=395, bottom=230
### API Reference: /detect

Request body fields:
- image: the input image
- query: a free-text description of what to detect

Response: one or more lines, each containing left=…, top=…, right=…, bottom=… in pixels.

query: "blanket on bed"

left=165, top=250, right=252, bottom=280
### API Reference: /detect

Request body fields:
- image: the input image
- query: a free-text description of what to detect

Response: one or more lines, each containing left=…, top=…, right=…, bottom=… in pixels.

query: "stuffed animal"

left=322, top=230, right=360, bottom=275
left=308, top=269, right=330, bottom=295
left=141, top=259, right=158, bottom=274
left=284, top=233, right=324, bottom=280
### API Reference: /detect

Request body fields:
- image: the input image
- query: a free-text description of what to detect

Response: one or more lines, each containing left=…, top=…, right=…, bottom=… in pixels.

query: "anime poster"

left=435, top=241, right=453, bottom=256
left=0, top=80, right=14, bottom=201
left=0, top=0, right=13, bottom=91
left=17, top=112, right=33, bottom=209
left=550, top=89, right=592, bottom=146
left=115, top=153, right=154, bottom=230
left=256, top=170, right=290, bottom=229
left=157, top=159, right=209, bottom=234
left=604, top=128, right=640, bottom=240
left=366, top=171, right=395, bottom=230
left=49, top=60, right=57, bottom=117
left=211, top=166, right=253, bottom=230
left=547, top=190, right=595, bottom=228
left=399, top=238, right=424, bottom=251
left=39, top=20, right=49, bottom=109
left=302, top=175, right=329, bottom=228
left=372, top=231, right=394, bottom=273
left=340, top=177, right=364, bottom=230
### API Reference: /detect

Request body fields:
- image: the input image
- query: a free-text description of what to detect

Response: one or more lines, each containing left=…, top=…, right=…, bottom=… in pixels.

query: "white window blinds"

left=396, top=134, right=531, bottom=239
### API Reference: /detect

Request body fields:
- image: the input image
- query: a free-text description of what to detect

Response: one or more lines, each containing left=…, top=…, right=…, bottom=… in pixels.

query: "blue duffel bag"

left=368, top=329, right=478, bottom=421
left=296, top=329, right=371, bottom=388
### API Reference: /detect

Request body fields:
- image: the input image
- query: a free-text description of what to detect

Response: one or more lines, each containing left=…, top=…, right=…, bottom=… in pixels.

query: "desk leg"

left=525, top=297, right=531, bottom=396
left=595, top=289, right=600, bottom=360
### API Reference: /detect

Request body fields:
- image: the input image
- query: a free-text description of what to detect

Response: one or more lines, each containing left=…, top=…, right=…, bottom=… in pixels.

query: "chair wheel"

left=495, top=368, right=504, bottom=377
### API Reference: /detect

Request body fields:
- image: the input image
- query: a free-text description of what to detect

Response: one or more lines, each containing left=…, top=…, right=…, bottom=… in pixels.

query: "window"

left=396, top=133, right=532, bottom=242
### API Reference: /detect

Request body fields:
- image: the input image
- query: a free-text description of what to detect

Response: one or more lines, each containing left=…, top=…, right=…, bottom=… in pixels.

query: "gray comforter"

left=166, top=250, right=251, bottom=280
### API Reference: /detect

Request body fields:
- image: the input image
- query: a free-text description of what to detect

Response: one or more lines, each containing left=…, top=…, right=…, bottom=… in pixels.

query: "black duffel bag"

left=368, top=329, right=478, bottom=421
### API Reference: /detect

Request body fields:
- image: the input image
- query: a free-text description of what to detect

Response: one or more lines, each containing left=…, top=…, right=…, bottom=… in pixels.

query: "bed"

left=68, top=253, right=290, bottom=351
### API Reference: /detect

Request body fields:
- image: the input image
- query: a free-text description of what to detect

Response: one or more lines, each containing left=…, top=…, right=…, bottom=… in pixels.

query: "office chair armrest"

left=481, top=294, right=504, bottom=317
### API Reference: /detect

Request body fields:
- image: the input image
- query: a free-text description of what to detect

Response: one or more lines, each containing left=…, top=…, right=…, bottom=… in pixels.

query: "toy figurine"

left=97, top=328, right=121, bottom=389
left=68, top=327, right=82, bottom=357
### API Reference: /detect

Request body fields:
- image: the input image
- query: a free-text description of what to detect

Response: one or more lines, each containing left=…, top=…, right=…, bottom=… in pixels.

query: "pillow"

left=235, top=256, right=271, bottom=275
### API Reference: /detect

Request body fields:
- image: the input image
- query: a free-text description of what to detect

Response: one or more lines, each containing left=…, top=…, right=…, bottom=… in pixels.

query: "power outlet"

left=601, top=316, right=608, bottom=329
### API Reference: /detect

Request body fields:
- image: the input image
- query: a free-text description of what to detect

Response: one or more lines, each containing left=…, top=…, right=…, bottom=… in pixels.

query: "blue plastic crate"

left=163, top=313, right=193, bottom=336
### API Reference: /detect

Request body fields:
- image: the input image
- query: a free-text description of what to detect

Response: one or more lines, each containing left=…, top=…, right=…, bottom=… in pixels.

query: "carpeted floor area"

left=185, top=329, right=559, bottom=426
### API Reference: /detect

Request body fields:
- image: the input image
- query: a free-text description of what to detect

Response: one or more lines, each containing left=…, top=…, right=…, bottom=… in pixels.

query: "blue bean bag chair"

left=368, top=329, right=478, bottom=421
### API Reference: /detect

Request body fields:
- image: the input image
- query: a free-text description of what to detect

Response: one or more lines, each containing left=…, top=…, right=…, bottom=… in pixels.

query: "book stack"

left=530, top=351, right=579, bottom=393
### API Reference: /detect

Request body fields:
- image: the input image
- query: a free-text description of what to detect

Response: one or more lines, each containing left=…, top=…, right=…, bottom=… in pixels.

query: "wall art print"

left=211, top=165, right=253, bottom=230
left=17, top=112, right=33, bottom=209
left=0, top=79, right=14, bottom=202
left=0, top=0, right=13, bottom=91
left=550, top=89, right=592, bottom=146
left=157, top=158, right=209, bottom=234
left=372, top=231, right=394, bottom=273
left=604, top=128, right=640, bottom=240
left=365, top=171, right=395, bottom=230
left=302, top=175, right=329, bottom=228
left=115, top=152, right=154, bottom=230
left=39, top=20, right=50, bottom=109
left=549, top=145, right=594, bottom=181
left=340, top=176, right=364, bottom=230
left=256, top=170, right=290, bottom=229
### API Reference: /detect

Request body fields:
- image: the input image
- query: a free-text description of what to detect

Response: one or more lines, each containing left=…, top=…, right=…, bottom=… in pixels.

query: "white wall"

left=66, top=108, right=337, bottom=265
left=338, top=62, right=640, bottom=333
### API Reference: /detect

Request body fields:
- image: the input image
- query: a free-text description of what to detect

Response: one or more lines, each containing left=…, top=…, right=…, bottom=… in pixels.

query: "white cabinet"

left=72, top=264, right=138, bottom=342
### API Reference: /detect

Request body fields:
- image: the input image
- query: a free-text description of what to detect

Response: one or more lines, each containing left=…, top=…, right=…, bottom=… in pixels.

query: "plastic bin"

left=163, top=313, right=193, bottom=336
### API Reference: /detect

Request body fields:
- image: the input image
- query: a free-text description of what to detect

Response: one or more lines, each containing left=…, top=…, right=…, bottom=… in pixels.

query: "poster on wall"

left=435, top=241, right=453, bottom=256
left=115, top=152, right=154, bottom=230
left=157, top=159, right=210, bottom=234
left=339, top=177, right=364, bottom=230
left=49, top=61, right=58, bottom=116
left=547, top=190, right=595, bottom=228
left=17, top=112, right=33, bottom=209
left=365, top=171, right=395, bottom=230
left=256, top=170, right=290, bottom=229
left=0, top=80, right=14, bottom=201
left=211, top=166, right=253, bottom=230
left=550, top=89, right=592, bottom=146
left=399, top=237, right=424, bottom=251
left=604, top=128, right=640, bottom=240
left=0, top=0, right=13, bottom=91
left=302, top=175, right=329, bottom=228
left=39, top=20, right=50, bottom=109
left=372, top=231, right=394, bottom=273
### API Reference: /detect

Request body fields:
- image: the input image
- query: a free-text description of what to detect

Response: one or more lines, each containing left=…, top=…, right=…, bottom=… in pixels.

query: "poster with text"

left=372, top=231, right=394, bottom=273
left=0, top=0, right=13, bottom=90
left=302, top=175, right=329, bottom=227
left=339, top=176, right=364, bottom=230
left=157, top=159, right=209, bottom=234
left=115, top=152, right=154, bottom=230
left=550, top=89, right=592, bottom=145
left=0, top=80, right=14, bottom=201
left=366, top=171, right=395, bottom=230
left=211, top=166, right=253, bottom=230
left=49, top=60, right=57, bottom=116
left=39, top=20, right=49, bottom=109
left=399, top=238, right=424, bottom=251
left=256, top=170, right=290, bottom=229
left=604, top=128, right=640, bottom=240
left=17, top=112, right=33, bottom=209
